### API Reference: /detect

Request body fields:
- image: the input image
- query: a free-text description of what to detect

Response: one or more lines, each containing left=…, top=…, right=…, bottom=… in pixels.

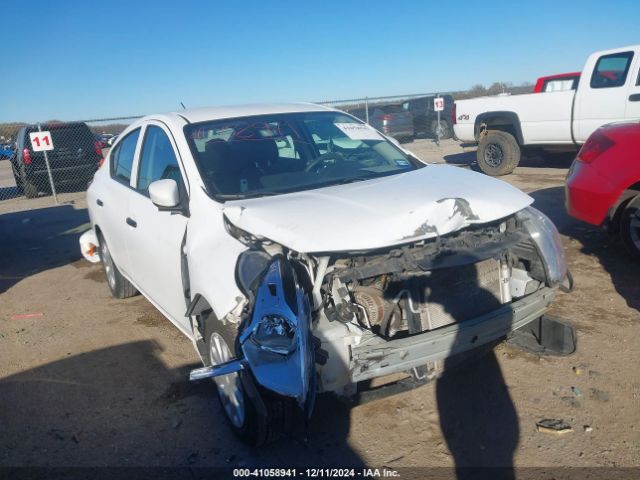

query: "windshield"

left=184, top=111, right=423, bottom=199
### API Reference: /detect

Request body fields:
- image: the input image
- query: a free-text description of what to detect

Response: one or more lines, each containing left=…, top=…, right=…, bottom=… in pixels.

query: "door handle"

left=96, top=199, right=103, bottom=207
left=126, top=217, right=137, bottom=228
left=629, top=93, right=640, bottom=102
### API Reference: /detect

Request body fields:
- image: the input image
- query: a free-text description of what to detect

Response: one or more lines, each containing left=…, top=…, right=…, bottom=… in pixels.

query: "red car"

left=565, top=121, right=640, bottom=260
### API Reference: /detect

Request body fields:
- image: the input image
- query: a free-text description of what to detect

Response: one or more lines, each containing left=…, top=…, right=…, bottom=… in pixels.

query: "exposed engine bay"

left=322, top=216, right=543, bottom=339
left=189, top=205, right=568, bottom=423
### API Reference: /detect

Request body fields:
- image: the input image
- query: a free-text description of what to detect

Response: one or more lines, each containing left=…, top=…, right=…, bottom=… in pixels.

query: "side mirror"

left=149, top=179, right=180, bottom=209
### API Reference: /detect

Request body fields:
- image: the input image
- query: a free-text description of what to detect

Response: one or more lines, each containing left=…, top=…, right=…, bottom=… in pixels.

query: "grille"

left=420, top=258, right=503, bottom=330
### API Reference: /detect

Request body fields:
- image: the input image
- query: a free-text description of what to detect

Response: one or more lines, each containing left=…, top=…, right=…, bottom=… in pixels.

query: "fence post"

left=365, top=97, right=369, bottom=124
left=38, top=124, right=58, bottom=204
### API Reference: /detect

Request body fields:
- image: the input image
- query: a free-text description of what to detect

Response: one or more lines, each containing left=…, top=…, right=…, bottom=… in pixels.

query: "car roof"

left=158, top=102, right=335, bottom=125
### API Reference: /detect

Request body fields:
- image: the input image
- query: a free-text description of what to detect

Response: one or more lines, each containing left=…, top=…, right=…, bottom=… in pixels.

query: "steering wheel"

left=304, top=152, right=344, bottom=173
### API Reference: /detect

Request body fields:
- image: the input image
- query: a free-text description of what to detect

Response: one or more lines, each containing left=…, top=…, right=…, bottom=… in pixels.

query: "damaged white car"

left=81, top=103, right=571, bottom=445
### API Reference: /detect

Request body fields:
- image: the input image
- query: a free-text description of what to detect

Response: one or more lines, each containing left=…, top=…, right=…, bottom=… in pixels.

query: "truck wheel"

left=23, top=178, right=39, bottom=198
left=620, top=196, right=640, bottom=261
left=477, top=130, right=520, bottom=176
left=203, top=313, right=292, bottom=446
left=431, top=119, right=452, bottom=140
left=97, top=233, right=138, bottom=298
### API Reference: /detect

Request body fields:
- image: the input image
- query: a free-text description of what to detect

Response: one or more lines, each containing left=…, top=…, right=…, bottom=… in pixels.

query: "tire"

left=430, top=119, right=452, bottom=140
left=202, top=313, right=292, bottom=446
left=22, top=177, right=38, bottom=198
left=477, top=130, right=521, bottom=176
left=97, top=232, right=138, bottom=298
left=620, top=195, right=640, bottom=262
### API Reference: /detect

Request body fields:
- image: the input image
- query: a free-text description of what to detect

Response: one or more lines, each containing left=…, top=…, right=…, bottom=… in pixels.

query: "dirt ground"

left=0, top=139, right=638, bottom=474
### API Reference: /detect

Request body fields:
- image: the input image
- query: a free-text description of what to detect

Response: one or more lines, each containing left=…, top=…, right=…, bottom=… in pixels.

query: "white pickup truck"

left=453, top=45, right=640, bottom=175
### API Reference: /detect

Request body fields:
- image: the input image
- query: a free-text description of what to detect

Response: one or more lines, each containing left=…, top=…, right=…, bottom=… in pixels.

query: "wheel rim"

left=484, top=143, right=504, bottom=167
left=629, top=210, right=640, bottom=251
left=100, top=240, right=116, bottom=290
left=209, top=332, right=245, bottom=428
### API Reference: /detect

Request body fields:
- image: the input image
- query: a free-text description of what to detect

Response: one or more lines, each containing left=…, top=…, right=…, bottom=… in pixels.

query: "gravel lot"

left=0, top=139, right=638, bottom=473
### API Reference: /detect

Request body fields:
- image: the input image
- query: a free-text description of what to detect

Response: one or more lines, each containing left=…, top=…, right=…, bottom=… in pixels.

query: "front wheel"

left=477, top=130, right=521, bottom=176
left=203, top=314, right=293, bottom=445
left=620, top=196, right=640, bottom=261
left=97, top=233, right=138, bottom=298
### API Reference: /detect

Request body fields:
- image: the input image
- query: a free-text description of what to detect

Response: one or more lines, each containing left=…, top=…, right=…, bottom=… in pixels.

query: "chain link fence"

left=0, top=84, right=532, bottom=211
left=0, top=116, right=141, bottom=209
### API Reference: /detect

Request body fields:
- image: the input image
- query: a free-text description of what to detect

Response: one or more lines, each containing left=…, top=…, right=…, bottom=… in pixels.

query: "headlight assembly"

left=239, top=256, right=315, bottom=412
left=516, top=206, right=568, bottom=285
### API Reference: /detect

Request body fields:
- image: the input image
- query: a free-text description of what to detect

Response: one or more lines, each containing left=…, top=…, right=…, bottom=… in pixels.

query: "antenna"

left=180, top=102, right=186, bottom=110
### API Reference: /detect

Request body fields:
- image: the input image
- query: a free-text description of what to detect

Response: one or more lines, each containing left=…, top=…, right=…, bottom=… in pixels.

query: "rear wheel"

left=431, top=119, right=452, bottom=140
left=22, top=176, right=39, bottom=198
left=477, top=130, right=520, bottom=176
left=97, top=233, right=137, bottom=298
left=202, top=314, right=292, bottom=445
left=620, top=195, right=640, bottom=261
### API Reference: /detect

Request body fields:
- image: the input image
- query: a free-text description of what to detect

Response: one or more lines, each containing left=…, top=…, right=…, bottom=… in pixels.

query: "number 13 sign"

left=29, top=131, right=54, bottom=151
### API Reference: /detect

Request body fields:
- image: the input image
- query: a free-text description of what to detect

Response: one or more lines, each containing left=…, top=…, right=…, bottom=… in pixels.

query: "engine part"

left=353, top=285, right=403, bottom=337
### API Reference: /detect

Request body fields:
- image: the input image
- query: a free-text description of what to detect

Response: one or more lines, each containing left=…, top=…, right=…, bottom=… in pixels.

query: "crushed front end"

left=191, top=205, right=571, bottom=414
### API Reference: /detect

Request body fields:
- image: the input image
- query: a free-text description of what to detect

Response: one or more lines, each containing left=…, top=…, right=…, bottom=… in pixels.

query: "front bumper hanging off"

left=350, top=287, right=557, bottom=383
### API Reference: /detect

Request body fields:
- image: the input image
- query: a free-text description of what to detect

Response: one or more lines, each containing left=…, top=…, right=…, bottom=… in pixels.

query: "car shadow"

left=529, top=186, right=639, bottom=312
left=0, top=341, right=363, bottom=469
left=0, top=204, right=90, bottom=293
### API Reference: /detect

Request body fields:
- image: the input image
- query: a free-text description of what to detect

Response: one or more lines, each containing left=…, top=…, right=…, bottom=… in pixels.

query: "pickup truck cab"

left=454, top=45, right=640, bottom=175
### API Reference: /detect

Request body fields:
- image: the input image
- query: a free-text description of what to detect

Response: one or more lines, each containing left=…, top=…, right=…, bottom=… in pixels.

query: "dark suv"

left=402, top=94, right=454, bottom=139
left=10, top=122, right=102, bottom=198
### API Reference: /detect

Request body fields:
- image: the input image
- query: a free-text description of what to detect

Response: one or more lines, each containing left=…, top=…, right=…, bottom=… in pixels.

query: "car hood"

left=222, top=164, right=533, bottom=253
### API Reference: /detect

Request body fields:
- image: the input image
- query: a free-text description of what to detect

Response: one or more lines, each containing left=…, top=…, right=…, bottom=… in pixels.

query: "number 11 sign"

left=29, top=131, right=54, bottom=151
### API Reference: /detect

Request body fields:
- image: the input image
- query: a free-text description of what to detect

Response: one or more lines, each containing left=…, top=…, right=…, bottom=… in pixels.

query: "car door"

left=126, top=122, right=190, bottom=333
left=97, top=127, right=142, bottom=277
left=574, top=50, right=635, bottom=142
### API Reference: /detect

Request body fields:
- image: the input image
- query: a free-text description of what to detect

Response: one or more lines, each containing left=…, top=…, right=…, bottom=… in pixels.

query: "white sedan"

left=80, top=103, right=570, bottom=445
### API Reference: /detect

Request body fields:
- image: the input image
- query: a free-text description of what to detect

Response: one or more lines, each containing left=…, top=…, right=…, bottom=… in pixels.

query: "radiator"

left=420, top=258, right=504, bottom=331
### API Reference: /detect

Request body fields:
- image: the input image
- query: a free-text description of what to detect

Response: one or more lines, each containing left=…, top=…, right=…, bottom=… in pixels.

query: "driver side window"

left=136, top=125, right=184, bottom=195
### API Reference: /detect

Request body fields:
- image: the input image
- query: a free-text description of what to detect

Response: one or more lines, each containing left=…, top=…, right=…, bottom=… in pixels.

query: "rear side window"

left=136, top=126, right=182, bottom=194
left=110, top=128, right=140, bottom=184
left=591, top=51, right=634, bottom=88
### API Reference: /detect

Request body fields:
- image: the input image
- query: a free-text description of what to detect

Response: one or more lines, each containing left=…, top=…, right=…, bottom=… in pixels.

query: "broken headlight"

left=516, top=206, right=568, bottom=285
left=239, top=256, right=315, bottom=410
left=252, top=313, right=297, bottom=355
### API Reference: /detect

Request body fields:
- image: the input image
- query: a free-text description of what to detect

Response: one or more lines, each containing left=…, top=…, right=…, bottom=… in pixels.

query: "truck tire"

left=477, top=130, right=520, bottom=176
left=431, top=119, right=452, bottom=140
left=203, top=312, right=293, bottom=446
left=620, top=195, right=640, bottom=261
left=23, top=178, right=39, bottom=199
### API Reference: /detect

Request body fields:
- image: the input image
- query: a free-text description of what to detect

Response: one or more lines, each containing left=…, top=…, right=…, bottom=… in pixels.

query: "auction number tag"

left=29, top=131, right=54, bottom=151
left=334, top=123, right=383, bottom=140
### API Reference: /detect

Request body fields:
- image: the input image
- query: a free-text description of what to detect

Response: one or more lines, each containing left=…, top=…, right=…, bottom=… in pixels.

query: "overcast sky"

left=1, top=0, right=638, bottom=122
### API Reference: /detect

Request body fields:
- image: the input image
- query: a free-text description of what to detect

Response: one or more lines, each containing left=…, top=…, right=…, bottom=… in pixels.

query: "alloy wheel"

left=209, top=332, right=245, bottom=428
